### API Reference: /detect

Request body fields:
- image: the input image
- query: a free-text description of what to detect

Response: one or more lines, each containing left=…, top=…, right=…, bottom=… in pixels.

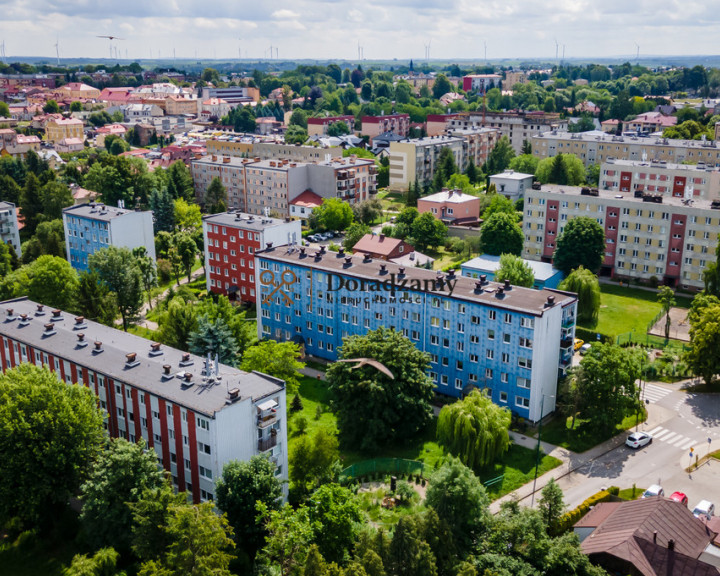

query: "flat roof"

left=462, top=255, right=561, bottom=282
left=419, top=189, right=479, bottom=203
left=534, top=130, right=720, bottom=150
left=202, top=211, right=293, bottom=230
left=0, top=297, right=284, bottom=417
left=257, top=247, right=576, bottom=316
left=62, top=203, right=145, bottom=222
left=490, top=170, right=534, bottom=180
left=533, top=184, right=719, bottom=210
left=392, top=135, right=464, bottom=146
left=604, top=158, right=720, bottom=173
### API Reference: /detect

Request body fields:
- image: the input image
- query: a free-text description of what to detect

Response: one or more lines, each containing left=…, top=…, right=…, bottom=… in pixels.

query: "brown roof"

left=352, top=233, right=406, bottom=257
left=575, top=501, right=622, bottom=528
left=290, top=190, right=323, bottom=208
left=580, top=499, right=719, bottom=576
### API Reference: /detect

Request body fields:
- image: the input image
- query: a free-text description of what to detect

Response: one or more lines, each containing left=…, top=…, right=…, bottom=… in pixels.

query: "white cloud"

left=271, top=9, right=300, bottom=19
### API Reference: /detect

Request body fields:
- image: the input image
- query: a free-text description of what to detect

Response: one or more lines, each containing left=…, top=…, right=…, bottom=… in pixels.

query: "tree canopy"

left=480, top=212, right=523, bottom=256
left=240, top=340, right=305, bottom=392
left=495, top=253, right=535, bottom=288
left=686, top=303, right=720, bottom=387
left=558, top=267, right=601, bottom=323
left=553, top=216, right=605, bottom=275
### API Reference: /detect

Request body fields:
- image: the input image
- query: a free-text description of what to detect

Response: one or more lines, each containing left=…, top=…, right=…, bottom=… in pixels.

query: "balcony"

left=258, top=435, right=277, bottom=452
left=257, top=412, right=277, bottom=429
left=560, top=337, right=573, bottom=350
left=562, top=316, right=576, bottom=328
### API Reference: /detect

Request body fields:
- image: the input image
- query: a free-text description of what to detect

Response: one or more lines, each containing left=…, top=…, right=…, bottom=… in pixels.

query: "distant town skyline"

left=1, top=0, right=719, bottom=62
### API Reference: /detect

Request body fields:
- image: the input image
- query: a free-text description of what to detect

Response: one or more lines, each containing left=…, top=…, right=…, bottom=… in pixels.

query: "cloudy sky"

left=1, top=0, right=719, bottom=62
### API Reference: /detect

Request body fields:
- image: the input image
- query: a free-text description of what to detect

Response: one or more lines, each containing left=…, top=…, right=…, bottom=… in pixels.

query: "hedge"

left=574, top=327, right=613, bottom=345
left=557, top=490, right=612, bottom=533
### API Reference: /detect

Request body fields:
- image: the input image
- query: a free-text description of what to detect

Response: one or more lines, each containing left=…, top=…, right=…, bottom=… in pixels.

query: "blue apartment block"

left=256, top=246, right=577, bottom=422
left=63, top=203, right=156, bottom=272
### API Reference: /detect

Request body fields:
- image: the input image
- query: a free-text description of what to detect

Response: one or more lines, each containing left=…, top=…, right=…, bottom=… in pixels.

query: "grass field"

left=289, top=376, right=561, bottom=498
left=536, top=410, right=646, bottom=453
left=578, top=283, right=691, bottom=338
left=618, top=486, right=646, bottom=500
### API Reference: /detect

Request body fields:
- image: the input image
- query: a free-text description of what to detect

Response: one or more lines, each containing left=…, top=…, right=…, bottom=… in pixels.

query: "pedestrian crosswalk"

left=641, top=383, right=673, bottom=404
left=646, top=426, right=697, bottom=450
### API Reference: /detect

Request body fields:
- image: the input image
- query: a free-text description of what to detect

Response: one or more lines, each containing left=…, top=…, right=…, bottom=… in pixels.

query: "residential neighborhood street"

left=499, top=381, right=720, bottom=513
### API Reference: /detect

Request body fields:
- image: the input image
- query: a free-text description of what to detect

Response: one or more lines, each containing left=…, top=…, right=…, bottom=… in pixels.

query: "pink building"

left=307, top=115, right=355, bottom=136
left=462, top=74, right=502, bottom=93
left=417, top=189, right=481, bottom=225
left=426, top=114, right=459, bottom=136
left=361, top=114, right=410, bottom=142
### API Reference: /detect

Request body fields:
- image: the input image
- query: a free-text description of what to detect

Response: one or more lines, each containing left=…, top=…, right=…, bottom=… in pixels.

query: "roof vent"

left=18, top=313, right=30, bottom=326
left=74, top=316, right=87, bottom=329
left=668, top=539, right=675, bottom=551
left=161, top=364, right=174, bottom=380
left=504, top=279, right=511, bottom=290
left=266, top=241, right=274, bottom=249
left=77, top=333, right=88, bottom=347
left=480, top=274, right=487, bottom=284
left=363, top=255, right=372, bottom=263
left=447, top=269, right=456, bottom=279
left=314, top=251, right=322, bottom=260
left=398, top=266, right=406, bottom=275
left=126, top=352, right=140, bottom=367
left=299, top=246, right=307, bottom=257
left=228, top=387, right=240, bottom=401
left=379, top=263, right=387, bottom=274
left=344, top=256, right=352, bottom=266
left=338, top=247, right=345, bottom=256
left=475, top=281, right=483, bottom=292
left=51, top=309, right=62, bottom=321
left=546, top=295, right=556, bottom=307
left=179, top=352, right=193, bottom=367
left=93, top=341, right=103, bottom=354
left=496, top=286, right=505, bottom=298
left=319, top=245, right=326, bottom=254
left=35, top=304, right=45, bottom=316
left=43, top=323, right=57, bottom=337
left=149, top=342, right=162, bottom=357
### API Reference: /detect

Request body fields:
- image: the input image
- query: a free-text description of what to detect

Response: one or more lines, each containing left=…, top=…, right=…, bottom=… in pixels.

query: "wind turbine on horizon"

left=54, top=36, right=60, bottom=66
left=97, top=35, right=124, bottom=60
left=635, top=42, right=640, bottom=64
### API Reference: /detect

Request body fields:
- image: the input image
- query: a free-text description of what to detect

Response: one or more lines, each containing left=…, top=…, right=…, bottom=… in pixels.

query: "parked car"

left=306, top=234, right=320, bottom=243
left=669, top=492, right=689, bottom=506
left=626, top=431, right=653, bottom=449
left=579, top=343, right=593, bottom=355
left=642, top=484, right=664, bottom=499
left=692, top=500, right=715, bottom=520
left=574, top=338, right=585, bottom=352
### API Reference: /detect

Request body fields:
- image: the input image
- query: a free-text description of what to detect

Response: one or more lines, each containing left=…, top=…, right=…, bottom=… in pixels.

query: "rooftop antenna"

left=634, top=42, right=640, bottom=64
left=54, top=36, right=60, bottom=66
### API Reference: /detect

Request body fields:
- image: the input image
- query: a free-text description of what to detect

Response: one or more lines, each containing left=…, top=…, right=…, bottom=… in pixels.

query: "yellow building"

left=53, top=82, right=101, bottom=100
left=165, top=95, right=199, bottom=116
left=45, top=118, right=84, bottom=143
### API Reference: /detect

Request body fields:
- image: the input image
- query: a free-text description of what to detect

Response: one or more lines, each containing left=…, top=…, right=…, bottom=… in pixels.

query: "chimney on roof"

left=126, top=352, right=137, bottom=364
left=380, top=263, right=387, bottom=274
left=447, top=269, right=456, bottom=279
left=181, top=352, right=190, bottom=363
left=228, top=387, right=240, bottom=399
left=668, top=539, right=675, bottom=551
left=52, top=309, right=61, bottom=319
left=163, top=364, right=171, bottom=375
left=183, top=372, right=193, bottom=383
left=653, top=531, right=658, bottom=544
left=546, top=295, right=556, bottom=307
left=379, top=234, right=385, bottom=241
left=75, top=316, right=84, bottom=325
left=480, top=274, right=487, bottom=284
left=36, top=304, right=44, bottom=314
left=475, top=280, right=483, bottom=292
left=5, top=308, right=14, bottom=319
left=299, top=247, right=306, bottom=256
left=266, top=241, right=274, bottom=249
left=77, top=333, right=85, bottom=342
left=504, top=279, right=511, bottom=290
left=496, top=286, right=505, bottom=297
left=398, top=266, right=406, bottom=275
left=94, top=341, right=102, bottom=351
left=338, top=247, right=345, bottom=256
left=344, top=256, right=352, bottom=266
left=319, top=245, right=326, bottom=254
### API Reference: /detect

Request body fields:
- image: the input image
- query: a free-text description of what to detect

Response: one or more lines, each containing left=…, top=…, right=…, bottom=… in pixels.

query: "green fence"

left=340, top=458, right=425, bottom=482
left=616, top=331, right=690, bottom=352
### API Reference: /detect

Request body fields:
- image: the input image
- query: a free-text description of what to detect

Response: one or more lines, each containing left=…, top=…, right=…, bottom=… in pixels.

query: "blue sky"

left=1, top=0, right=719, bottom=61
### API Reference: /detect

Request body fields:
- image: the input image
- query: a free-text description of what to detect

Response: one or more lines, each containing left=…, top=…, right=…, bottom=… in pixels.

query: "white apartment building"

left=523, top=184, right=720, bottom=290
left=0, top=201, right=21, bottom=257
left=0, top=297, right=289, bottom=503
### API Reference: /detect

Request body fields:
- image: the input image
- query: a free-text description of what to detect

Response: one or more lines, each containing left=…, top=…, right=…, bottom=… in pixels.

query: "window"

left=519, top=337, right=533, bottom=349
left=521, top=317, right=534, bottom=329
left=486, top=349, right=494, bottom=360
left=488, top=310, right=496, bottom=321
left=518, top=377, right=531, bottom=389
left=504, top=313, right=512, bottom=324
left=501, top=352, right=510, bottom=363
left=515, top=396, right=530, bottom=409
left=198, top=442, right=211, bottom=455
left=487, top=329, right=495, bottom=340
left=503, top=333, right=511, bottom=344
left=518, top=357, right=532, bottom=369
left=199, top=466, right=213, bottom=480
left=499, top=392, right=507, bottom=403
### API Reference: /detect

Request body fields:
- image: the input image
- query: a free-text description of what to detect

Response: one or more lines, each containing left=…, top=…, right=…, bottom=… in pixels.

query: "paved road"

left=550, top=383, right=720, bottom=511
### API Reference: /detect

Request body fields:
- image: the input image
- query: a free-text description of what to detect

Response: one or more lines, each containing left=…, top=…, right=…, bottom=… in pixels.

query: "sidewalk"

left=490, top=400, right=676, bottom=513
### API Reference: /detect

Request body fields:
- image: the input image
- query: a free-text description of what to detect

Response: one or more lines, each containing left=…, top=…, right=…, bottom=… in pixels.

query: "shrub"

left=607, top=486, right=620, bottom=496
left=295, top=416, right=308, bottom=434
left=557, top=490, right=612, bottom=533
left=315, top=405, right=323, bottom=420
left=290, top=394, right=303, bottom=412
left=156, top=258, right=172, bottom=283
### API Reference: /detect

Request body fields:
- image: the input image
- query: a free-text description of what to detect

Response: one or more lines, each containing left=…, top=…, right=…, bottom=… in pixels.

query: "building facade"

left=0, top=201, right=21, bottom=257
left=417, top=189, right=481, bottom=224
left=307, top=116, right=355, bottom=137
left=256, top=246, right=578, bottom=421
left=599, top=158, right=720, bottom=199
left=489, top=170, right=535, bottom=201
left=461, top=255, right=564, bottom=290
left=203, top=211, right=301, bottom=302
left=62, top=203, right=156, bottom=272
left=522, top=184, right=720, bottom=290
left=45, top=117, right=84, bottom=143
left=361, top=114, right=410, bottom=141
left=532, top=131, right=720, bottom=168
left=0, top=297, right=288, bottom=504
left=388, top=135, right=466, bottom=191
left=462, top=74, right=502, bottom=93
left=449, top=111, right=567, bottom=154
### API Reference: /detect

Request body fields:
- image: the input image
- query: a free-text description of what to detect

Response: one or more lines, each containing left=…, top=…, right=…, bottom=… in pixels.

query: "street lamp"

left=531, top=393, right=554, bottom=507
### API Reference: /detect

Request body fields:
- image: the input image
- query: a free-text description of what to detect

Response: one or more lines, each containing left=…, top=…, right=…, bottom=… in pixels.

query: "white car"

left=642, top=484, right=664, bottom=498
left=693, top=500, right=715, bottom=520
left=626, top=431, right=653, bottom=449
left=579, top=343, right=593, bottom=355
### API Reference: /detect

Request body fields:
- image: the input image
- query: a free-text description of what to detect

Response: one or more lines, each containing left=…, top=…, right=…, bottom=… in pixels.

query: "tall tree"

left=20, top=219, right=65, bottom=262
left=306, top=484, right=362, bottom=564
left=166, top=160, right=194, bottom=201
left=0, top=364, right=104, bottom=527
left=686, top=304, right=720, bottom=387
left=0, top=255, right=79, bottom=310
left=173, top=199, right=202, bottom=233
left=484, top=136, right=516, bottom=176
left=432, top=74, right=453, bottom=99
left=40, top=181, right=73, bottom=221
left=702, top=237, right=720, bottom=297
left=657, top=286, right=676, bottom=340
left=216, top=456, right=283, bottom=559
left=480, top=212, right=523, bottom=256
left=19, top=172, right=43, bottom=234
left=553, top=216, right=605, bottom=275
left=314, top=198, right=354, bottom=232
left=258, top=503, right=315, bottom=576
left=0, top=240, right=13, bottom=278
left=495, top=253, right=535, bottom=288
left=411, top=212, right=448, bottom=250
left=172, top=232, right=198, bottom=281
left=150, top=187, right=176, bottom=233
left=130, top=484, right=187, bottom=563
left=88, top=246, right=144, bottom=331
left=133, top=247, right=158, bottom=310
left=326, top=327, right=434, bottom=451
left=80, top=439, right=166, bottom=554
left=575, top=343, right=642, bottom=435
left=159, top=297, right=198, bottom=350
left=289, top=429, right=340, bottom=494
left=437, top=390, right=512, bottom=470
left=188, top=315, right=240, bottom=366
left=204, top=177, right=227, bottom=214
left=75, top=270, right=118, bottom=326
left=425, top=456, right=490, bottom=552
left=538, top=478, right=565, bottom=536
left=240, top=340, right=305, bottom=392
left=558, top=267, right=601, bottom=323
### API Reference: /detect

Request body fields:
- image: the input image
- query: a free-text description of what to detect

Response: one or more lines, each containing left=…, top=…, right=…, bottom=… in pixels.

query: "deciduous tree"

left=0, top=364, right=104, bottom=527
left=553, top=216, right=605, bottom=275
left=314, top=198, right=354, bottom=231
left=437, top=390, right=511, bottom=469
left=240, top=340, right=305, bottom=392
left=495, top=253, right=535, bottom=288
left=326, top=327, right=434, bottom=451
left=480, top=212, right=523, bottom=256
left=88, top=246, right=144, bottom=331
left=289, top=429, right=340, bottom=494
left=686, top=304, right=720, bottom=387
left=411, top=212, right=447, bottom=250
left=558, top=267, right=601, bottom=323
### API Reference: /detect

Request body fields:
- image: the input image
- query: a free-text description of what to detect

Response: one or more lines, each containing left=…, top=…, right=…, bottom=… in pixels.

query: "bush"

left=315, top=405, right=323, bottom=420
left=396, top=481, right=417, bottom=506
left=607, top=486, right=620, bottom=496
left=381, top=225, right=394, bottom=236
left=290, top=394, right=303, bottom=412
left=295, top=416, right=308, bottom=434
left=557, top=490, right=612, bottom=533
left=156, top=258, right=172, bottom=283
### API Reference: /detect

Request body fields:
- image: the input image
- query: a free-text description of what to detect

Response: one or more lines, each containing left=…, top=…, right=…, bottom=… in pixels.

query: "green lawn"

left=536, top=410, right=646, bottom=453
left=578, top=283, right=691, bottom=338
left=618, top=486, right=645, bottom=500
left=289, top=376, right=561, bottom=499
